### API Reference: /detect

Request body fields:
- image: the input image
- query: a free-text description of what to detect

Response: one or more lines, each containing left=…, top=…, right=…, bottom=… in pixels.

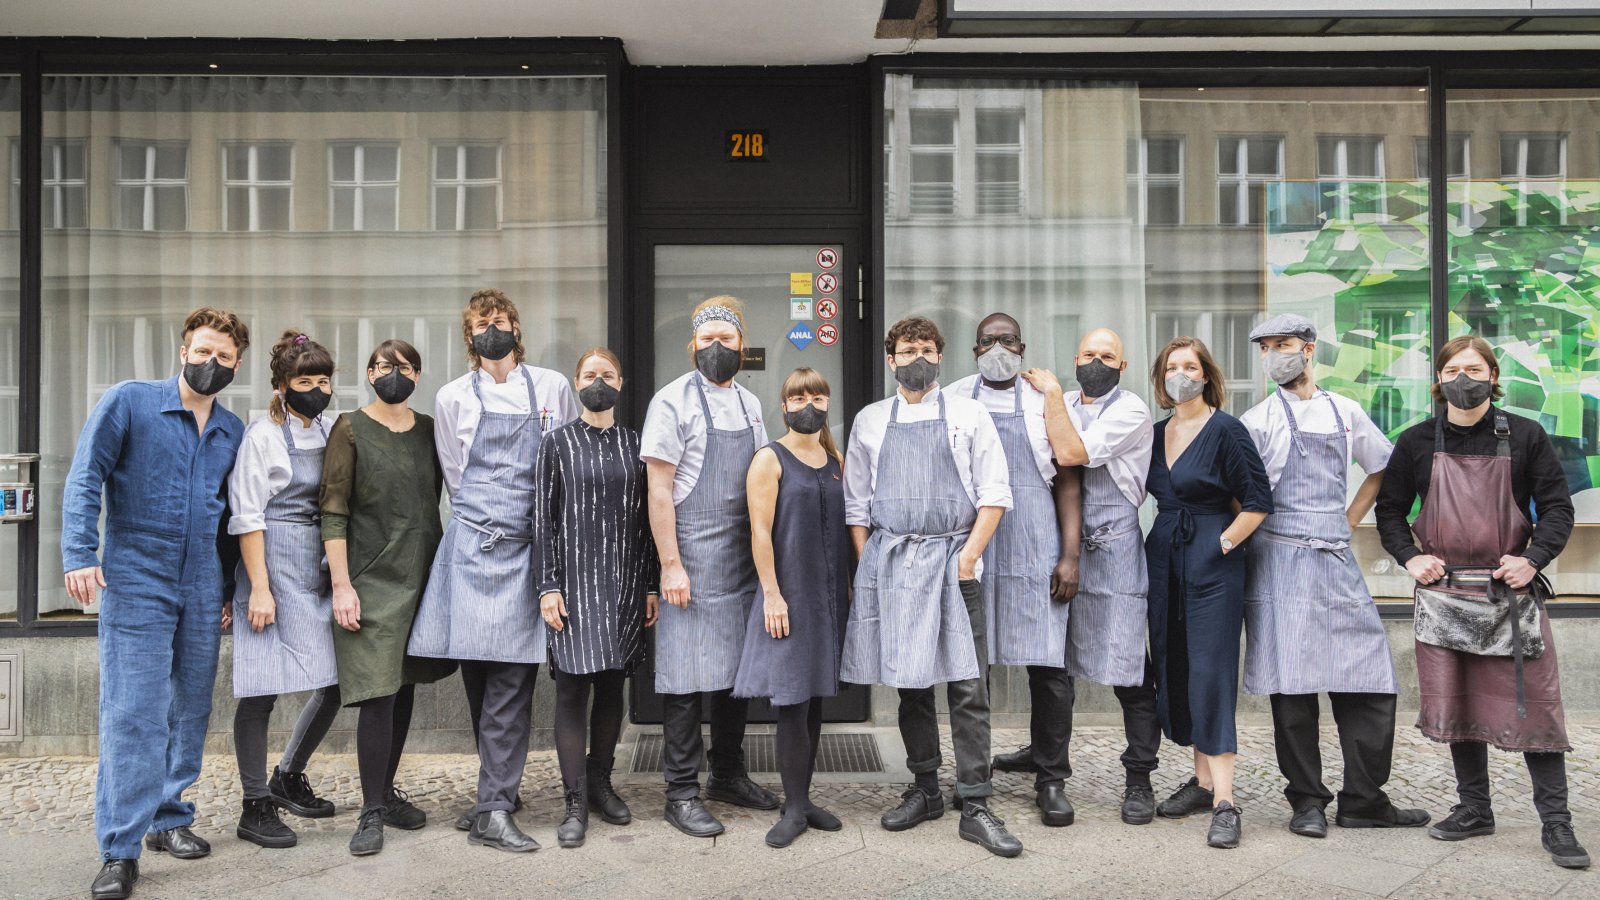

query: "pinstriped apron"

left=1243, top=391, right=1397, bottom=696
left=232, top=417, right=339, bottom=698
left=653, top=373, right=760, bottom=694
left=1065, top=390, right=1149, bottom=687
left=840, top=394, right=980, bottom=689
left=972, top=380, right=1066, bottom=668
left=409, top=367, right=546, bottom=664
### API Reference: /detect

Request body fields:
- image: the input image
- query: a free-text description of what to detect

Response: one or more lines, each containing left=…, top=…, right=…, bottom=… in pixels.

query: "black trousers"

left=460, top=660, right=538, bottom=813
left=900, top=579, right=993, bottom=799
left=1270, top=692, right=1396, bottom=816
left=1451, top=741, right=1571, bottom=824
left=1025, top=666, right=1074, bottom=788
left=1112, top=653, right=1163, bottom=788
left=660, top=688, right=750, bottom=802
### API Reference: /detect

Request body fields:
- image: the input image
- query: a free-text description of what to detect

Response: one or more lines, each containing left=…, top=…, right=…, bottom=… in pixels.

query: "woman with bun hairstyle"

left=321, top=339, right=451, bottom=857
left=733, top=367, right=850, bottom=849
left=226, top=330, right=340, bottom=850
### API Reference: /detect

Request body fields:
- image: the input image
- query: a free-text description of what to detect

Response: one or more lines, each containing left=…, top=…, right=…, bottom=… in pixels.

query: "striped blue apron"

left=1064, top=389, right=1149, bottom=688
left=1243, top=391, right=1398, bottom=696
left=840, top=394, right=980, bottom=690
left=972, top=380, right=1066, bottom=668
left=653, top=373, right=761, bottom=694
left=409, top=367, right=546, bottom=664
left=232, top=417, right=339, bottom=698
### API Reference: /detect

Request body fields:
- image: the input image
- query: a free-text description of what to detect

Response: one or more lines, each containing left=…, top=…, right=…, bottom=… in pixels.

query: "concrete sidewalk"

left=3, top=724, right=1597, bottom=899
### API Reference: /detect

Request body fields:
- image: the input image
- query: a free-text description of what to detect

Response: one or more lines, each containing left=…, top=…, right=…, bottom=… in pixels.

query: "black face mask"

left=784, top=403, right=828, bottom=435
left=894, top=357, right=939, bottom=393
left=284, top=386, right=332, bottom=419
left=372, top=369, right=416, bottom=405
left=182, top=357, right=235, bottom=396
left=471, top=325, right=518, bottom=362
left=1075, top=359, right=1122, bottom=399
left=1440, top=373, right=1493, bottom=411
left=695, top=342, right=742, bottom=384
left=579, top=378, right=619, bottom=413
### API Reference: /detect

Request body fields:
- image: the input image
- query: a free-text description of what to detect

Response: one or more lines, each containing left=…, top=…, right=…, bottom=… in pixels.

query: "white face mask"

left=976, top=344, right=1023, bottom=382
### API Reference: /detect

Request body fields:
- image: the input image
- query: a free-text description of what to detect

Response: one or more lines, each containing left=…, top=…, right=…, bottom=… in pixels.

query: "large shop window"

left=34, top=74, right=609, bottom=620
left=1, top=75, right=18, bottom=620
left=883, top=78, right=1435, bottom=599
left=1448, top=88, right=1600, bottom=597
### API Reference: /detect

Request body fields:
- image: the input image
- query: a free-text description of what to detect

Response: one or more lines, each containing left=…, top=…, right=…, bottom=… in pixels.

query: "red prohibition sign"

left=816, top=298, right=838, bottom=320
left=816, top=247, right=838, bottom=269
left=817, top=323, right=840, bottom=345
left=816, top=273, right=838, bottom=294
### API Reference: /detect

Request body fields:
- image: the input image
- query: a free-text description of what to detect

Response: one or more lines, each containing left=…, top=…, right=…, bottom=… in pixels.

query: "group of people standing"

left=63, top=294, right=1588, bottom=900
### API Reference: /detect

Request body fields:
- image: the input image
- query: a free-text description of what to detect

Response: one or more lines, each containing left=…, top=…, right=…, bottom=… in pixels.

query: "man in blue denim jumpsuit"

left=62, top=308, right=249, bottom=900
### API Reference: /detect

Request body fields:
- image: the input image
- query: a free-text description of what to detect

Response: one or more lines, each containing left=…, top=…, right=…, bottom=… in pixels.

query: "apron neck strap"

left=969, top=378, right=1024, bottom=414
left=473, top=366, right=540, bottom=421
left=278, top=414, right=327, bottom=451
left=889, top=391, right=945, bottom=424
left=1276, top=389, right=1345, bottom=458
left=693, top=371, right=751, bottom=428
left=1434, top=405, right=1509, bottom=456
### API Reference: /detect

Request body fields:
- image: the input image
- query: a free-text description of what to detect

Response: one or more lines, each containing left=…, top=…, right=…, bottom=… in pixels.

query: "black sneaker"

left=1157, top=777, right=1214, bottom=819
left=958, top=802, right=1023, bottom=858
left=383, top=786, right=427, bottom=830
left=1542, top=822, right=1591, bottom=869
left=1121, top=785, right=1156, bottom=825
left=236, top=796, right=297, bottom=849
left=704, top=774, right=780, bottom=810
left=349, top=805, right=386, bottom=856
left=269, top=767, right=335, bottom=819
left=1428, top=805, right=1495, bottom=842
left=881, top=787, right=944, bottom=832
left=991, top=745, right=1040, bottom=774
left=1207, top=801, right=1242, bottom=849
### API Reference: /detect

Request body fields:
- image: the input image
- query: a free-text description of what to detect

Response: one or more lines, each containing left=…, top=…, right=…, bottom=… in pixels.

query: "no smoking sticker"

left=816, top=273, right=837, bottom=294
left=816, top=247, right=838, bottom=269
left=816, top=298, right=838, bottom=320
left=817, top=323, right=839, bottom=346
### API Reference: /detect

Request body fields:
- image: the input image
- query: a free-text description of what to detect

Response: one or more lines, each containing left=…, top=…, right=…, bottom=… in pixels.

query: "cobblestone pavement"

left=3, top=724, right=1597, bottom=898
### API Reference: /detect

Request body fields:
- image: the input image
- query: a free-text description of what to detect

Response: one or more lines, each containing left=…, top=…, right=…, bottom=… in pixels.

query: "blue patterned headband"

left=691, top=305, right=742, bottom=335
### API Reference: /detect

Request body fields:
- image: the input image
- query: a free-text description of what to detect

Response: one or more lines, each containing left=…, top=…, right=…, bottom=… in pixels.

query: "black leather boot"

left=236, top=796, right=297, bottom=849
left=587, top=758, right=632, bottom=825
left=469, top=809, right=539, bottom=853
left=558, top=789, right=589, bottom=849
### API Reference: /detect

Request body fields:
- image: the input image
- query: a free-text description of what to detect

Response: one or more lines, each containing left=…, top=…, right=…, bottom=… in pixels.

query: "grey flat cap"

left=1248, top=313, right=1318, bottom=343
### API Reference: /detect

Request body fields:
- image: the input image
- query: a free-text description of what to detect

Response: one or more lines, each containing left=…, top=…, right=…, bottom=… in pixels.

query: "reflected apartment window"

left=1416, top=133, right=1471, bottom=225
left=114, top=140, right=188, bottom=231
left=433, top=142, right=502, bottom=231
left=1316, top=135, right=1386, bottom=221
left=909, top=110, right=957, bottom=216
left=10, top=139, right=87, bottom=229
left=975, top=109, right=1023, bottom=216
left=330, top=143, right=399, bottom=231
left=1500, top=133, right=1568, bottom=226
left=223, top=142, right=293, bottom=232
left=1127, top=136, right=1184, bottom=226
left=1217, top=136, right=1283, bottom=226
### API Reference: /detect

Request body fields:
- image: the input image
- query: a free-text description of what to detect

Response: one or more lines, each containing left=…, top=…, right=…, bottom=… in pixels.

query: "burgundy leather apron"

left=1411, top=410, right=1569, bottom=752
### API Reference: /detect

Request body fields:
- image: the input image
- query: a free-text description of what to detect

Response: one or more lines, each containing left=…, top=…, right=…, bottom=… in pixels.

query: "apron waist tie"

left=456, top=515, right=533, bottom=552
left=877, top=529, right=972, bottom=570
left=1259, top=530, right=1349, bottom=562
left=1084, top=522, right=1140, bottom=551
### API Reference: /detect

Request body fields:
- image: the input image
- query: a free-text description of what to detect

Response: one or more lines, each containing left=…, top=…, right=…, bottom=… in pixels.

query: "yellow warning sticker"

left=790, top=272, right=813, bottom=295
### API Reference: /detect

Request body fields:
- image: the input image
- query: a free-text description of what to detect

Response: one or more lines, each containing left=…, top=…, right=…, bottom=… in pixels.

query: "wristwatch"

left=1220, top=536, right=1235, bottom=553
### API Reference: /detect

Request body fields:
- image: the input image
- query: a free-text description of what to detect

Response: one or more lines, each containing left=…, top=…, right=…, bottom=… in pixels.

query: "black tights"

left=776, top=699, right=823, bottom=820
left=553, top=669, right=628, bottom=792
left=355, top=684, right=416, bottom=810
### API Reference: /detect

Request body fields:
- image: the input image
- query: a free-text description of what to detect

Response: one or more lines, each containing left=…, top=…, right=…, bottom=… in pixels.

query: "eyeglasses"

left=785, top=395, right=830, bottom=410
left=977, top=334, right=1021, bottom=350
left=372, top=361, right=416, bottom=377
left=892, top=347, right=940, bottom=363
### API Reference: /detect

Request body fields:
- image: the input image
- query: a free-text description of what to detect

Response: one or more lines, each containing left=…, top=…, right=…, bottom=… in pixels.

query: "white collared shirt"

left=433, top=364, right=581, bottom=500
left=1240, top=388, right=1392, bottom=489
left=227, top=413, right=330, bottom=535
left=945, top=374, right=1055, bottom=486
left=1064, top=388, right=1154, bottom=508
left=640, top=371, right=768, bottom=505
left=843, top=383, right=1014, bottom=528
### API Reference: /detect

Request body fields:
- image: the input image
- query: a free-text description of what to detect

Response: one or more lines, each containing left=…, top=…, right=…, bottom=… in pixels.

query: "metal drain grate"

left=630, top=733, right=884, bottom=774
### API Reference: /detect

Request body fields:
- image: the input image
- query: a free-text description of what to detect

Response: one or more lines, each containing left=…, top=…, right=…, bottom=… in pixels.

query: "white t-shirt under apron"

left=433, top=364, right=581, bottom=500
left=945, top=374, right=1055, bottom=487
left=1239, top=388, right=1392, bottom=490
left=1065, top=388, right=1155, bottom=509
left=640, top=371, right=767, bottom=505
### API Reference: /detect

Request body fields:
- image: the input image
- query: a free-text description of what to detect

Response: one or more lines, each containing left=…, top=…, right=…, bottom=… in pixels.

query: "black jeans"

left=899, top=579, right=993, bottom=799
left=1270, top=692, right=1396, bottom=816
left=1113, top=653, right=1162, bottom=788
left=1451, top=741, right=1571, bottom=823
left=660, top=688, right=750, bottom=802
left=1025, top=666, right=1073, bottom=788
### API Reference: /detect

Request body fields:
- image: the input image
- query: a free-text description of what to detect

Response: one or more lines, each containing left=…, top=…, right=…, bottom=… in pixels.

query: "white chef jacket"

left=640, top=371, right=767, bottom=505
left=945, top=374, right=1055, bottom=487
left=843, top=384, right=1013, bottom=528
left=1065, top=388, right=1154, bottom=509
left=228, top=413, right=330, bottom=535
left=1240, top=388, right=1392, bottom=489
left=433, top=364, right=580, bottom=500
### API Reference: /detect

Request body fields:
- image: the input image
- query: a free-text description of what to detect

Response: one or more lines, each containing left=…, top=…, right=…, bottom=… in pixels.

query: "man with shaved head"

left=1013, top=328, right=1163, bottom=827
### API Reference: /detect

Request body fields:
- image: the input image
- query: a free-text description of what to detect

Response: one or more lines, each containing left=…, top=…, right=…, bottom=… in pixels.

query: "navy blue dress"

left=1146, top=411, right=1272, bottom=756
left=732, top=442, right=849, bottom=707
